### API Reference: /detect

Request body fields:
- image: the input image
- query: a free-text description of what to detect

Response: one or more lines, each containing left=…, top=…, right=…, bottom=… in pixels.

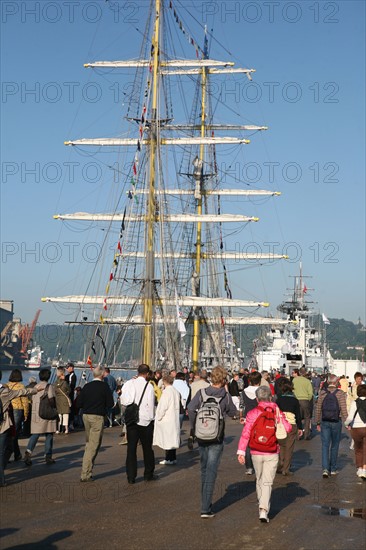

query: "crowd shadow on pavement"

left=214, top=480, right=256, bottom=513
left=291, top=448, right=313, bottom=471
left=5, top=444, right=86, bottom=486
left=5, top=530, right=73, bottom=549
left=271, top=482, right=310, bottom=518
left=0, top=528, right=19, bottom=540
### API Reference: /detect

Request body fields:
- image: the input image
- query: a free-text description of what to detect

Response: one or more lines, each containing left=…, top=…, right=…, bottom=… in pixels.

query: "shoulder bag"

left=39, top=384, right=58, bottom=420
left=124, top=382, right=149, bottom=427
left=348, top=401, right=360, bottom=428
left=276, top=409, right=288, bottom=440
left=58, top=386, right=72, bottom=408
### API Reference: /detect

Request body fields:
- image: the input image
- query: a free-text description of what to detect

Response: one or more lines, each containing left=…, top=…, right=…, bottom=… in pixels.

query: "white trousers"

left=58, top=413, right=69, bottom=427
left=251, top=453, right=279, bottom=513
left=231, top=396, right=240, bottom=411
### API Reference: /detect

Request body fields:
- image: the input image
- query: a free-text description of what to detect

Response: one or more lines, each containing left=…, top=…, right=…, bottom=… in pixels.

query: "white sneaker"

left=201, top=512, right=215, bottom=518
left=356, top=468, right=363, bottom=477
left=159, top=460, right=176, bottom=465
left=259, top=509, right=269, bottom=523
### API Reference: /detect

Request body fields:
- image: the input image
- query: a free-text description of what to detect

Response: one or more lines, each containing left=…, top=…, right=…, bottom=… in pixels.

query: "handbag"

left=124, top=382, right=149, bottom=427
left=276, top=411, right=288, bottom=440
left=39, top=384, right=58, bottom=420
left=348, top=402, right=360, bottom=429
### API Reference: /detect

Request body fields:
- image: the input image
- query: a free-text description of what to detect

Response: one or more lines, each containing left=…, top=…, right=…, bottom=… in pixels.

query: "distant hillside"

left=34, top=324, right=141, bottom=365
left=321, top=317, right=365, bottom=360
left=34, top=316, right=365, bottom=364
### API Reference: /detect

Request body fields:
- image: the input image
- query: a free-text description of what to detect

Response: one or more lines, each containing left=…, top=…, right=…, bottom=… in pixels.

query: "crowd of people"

left=1, top=364, right=365, bottom=523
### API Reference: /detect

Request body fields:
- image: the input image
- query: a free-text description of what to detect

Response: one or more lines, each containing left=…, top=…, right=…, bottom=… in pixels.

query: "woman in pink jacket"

left=237, top=385, right=291, bottom=523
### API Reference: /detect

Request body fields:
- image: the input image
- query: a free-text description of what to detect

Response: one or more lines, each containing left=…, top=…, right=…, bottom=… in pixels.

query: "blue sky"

left=1, top=0, right=365, bottom=326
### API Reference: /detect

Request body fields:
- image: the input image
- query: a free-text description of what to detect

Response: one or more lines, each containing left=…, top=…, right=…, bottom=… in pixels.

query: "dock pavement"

left=1, top=419, right=365, bottom=550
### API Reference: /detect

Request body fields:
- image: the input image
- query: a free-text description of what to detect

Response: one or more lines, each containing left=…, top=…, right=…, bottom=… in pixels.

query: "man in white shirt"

left=120, top=364, right=156, bottom=483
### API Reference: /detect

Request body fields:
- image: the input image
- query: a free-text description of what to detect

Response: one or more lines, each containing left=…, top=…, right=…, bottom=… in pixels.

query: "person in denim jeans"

left=315, top=374, right=348, bottom=477
left=0, top=372, right=39, bottom=487
left=7, top=369, right=30, bottom=461
left=24, top=369, right=58, bottom=466
left=188, top=366, right=237, bottom=518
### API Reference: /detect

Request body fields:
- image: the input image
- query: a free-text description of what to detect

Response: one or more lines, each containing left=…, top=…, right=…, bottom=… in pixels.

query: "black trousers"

left=165, top=449, right=177, bottom=461
left=126, top=421, right=155, bottom=481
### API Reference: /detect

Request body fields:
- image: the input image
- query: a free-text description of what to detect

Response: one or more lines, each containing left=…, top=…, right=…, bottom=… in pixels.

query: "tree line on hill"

left=34, top=315, right=365, bottom=365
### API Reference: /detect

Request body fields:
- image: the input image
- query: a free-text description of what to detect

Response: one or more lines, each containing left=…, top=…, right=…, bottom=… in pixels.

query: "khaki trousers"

left=81, top=414, right=104, bottom=480
left=251, top=453, right=278, bottom=513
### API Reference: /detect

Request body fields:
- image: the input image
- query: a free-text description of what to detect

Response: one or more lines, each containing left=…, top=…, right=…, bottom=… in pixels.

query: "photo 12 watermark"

left=2, top=80, right=340, bottom=105
left=200, top=2, right=340, bottom=24
left=1, top=1, right=140, bottom=24
left=219, top=160, right=340, bottom=185
left=1, top=239, right=340, bottom=266
left=1, top=159, right=341, bottom=185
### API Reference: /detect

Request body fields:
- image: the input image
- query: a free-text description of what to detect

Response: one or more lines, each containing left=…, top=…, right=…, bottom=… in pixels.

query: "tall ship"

left=254, top=266, right=331, bottom=375
left=42, top=0, right=288, bottom=371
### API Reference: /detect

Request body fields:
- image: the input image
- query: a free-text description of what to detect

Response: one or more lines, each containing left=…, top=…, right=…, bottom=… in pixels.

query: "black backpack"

left=322, top=389, right=340, bottom=422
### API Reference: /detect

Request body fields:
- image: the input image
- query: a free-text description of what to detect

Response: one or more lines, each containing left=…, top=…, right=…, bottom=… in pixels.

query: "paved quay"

left=1, top=420, right=365, bottom=550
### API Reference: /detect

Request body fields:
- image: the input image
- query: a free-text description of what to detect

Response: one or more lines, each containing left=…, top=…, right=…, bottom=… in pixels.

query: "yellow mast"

left=143, top=0, right=160, bottom=366
left=192, top=63, right=207, bottom=372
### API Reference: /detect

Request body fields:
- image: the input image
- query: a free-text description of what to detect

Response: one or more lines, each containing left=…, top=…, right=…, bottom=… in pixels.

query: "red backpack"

left=249, top=405, right=277, bottom=453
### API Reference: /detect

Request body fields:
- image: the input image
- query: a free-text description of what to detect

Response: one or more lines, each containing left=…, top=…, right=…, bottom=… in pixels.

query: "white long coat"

left=153, top=385, right=180, bottom=450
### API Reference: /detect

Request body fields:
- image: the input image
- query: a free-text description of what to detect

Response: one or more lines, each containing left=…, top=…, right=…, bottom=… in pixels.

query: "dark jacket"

left=228, top=379, right=240, bottom=397
left=276, top=393, right=302, bottom=429
left=104, top=374, right=117, bottom=394
left=66, top=371, right=77, bottom=393
left=77, top=379, right=114, bottom=416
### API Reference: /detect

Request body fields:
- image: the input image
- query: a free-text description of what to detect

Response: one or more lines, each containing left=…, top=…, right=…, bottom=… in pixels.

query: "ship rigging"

left=42, top=0, right=287, bottom=371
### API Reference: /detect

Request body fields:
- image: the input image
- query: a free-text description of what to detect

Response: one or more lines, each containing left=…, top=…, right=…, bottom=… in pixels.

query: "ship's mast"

left=143, top=0, right=161, bottom=366
left=44, top=0, right=288, bottom=368
left=192, top=39, right=208, bottom=372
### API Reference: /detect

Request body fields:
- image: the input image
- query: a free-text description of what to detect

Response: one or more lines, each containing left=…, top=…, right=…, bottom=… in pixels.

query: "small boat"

left=25, top=345, right=45, bottom=369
